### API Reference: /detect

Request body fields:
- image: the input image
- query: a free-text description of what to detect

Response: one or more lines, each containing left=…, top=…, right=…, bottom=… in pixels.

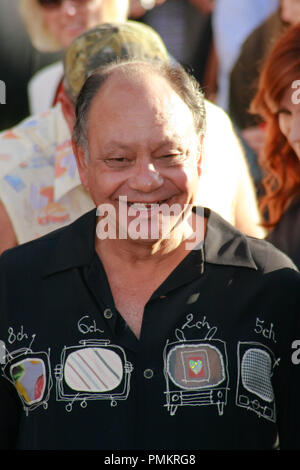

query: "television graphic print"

left=55, top=339, right=133, bottom=412
left=163, top=339, right=229, bottom=416
left=236, top=342, right=277, bottom=422
left=1, top=348, right=52, bottom=414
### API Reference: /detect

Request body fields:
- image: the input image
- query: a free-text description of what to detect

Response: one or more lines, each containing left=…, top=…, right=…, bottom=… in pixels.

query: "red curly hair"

left=251, top=23, right=300, bottom=228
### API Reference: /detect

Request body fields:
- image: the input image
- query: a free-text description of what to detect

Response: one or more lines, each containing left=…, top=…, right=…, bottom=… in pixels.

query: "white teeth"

left=129, top=203, right=158, bottom=210
left=127, top=203, right=161, bottom=213
left=127, top=201, right=165, bottom=207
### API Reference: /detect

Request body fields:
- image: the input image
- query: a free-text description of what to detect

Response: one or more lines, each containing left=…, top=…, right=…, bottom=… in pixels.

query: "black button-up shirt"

left=0, top=208, right=300, bottom=450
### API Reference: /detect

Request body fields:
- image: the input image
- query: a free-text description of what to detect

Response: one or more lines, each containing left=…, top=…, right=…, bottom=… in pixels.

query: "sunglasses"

left=38, top=0, right=89, bottom=8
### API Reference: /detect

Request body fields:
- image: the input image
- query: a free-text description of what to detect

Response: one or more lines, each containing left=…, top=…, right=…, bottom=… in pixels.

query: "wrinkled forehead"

left=89, top=66, right=197, bottom=133
left=91, top=63, right=194, bottom=118
left=85, top=68, right=199, bottom=152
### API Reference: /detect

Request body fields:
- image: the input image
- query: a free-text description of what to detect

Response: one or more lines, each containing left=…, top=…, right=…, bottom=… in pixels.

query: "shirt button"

left=103, top=308, right=113, bottom=319
left=144, top=368, right=154, bottom=379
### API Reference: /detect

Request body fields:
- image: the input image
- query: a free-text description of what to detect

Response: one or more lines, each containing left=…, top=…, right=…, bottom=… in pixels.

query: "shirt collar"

left=42, top=207, right=258, bottom=277
left=42, top=209, right=96, bottom=277
left=204, top=208, right=257, bottom=270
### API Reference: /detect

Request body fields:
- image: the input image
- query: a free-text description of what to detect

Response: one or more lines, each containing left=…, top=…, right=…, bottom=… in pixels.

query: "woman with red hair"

left=251, top=23, right=300, bottom=268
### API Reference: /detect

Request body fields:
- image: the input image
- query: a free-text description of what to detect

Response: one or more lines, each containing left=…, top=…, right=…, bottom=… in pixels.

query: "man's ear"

left=60, top=86, right=75, bottom=132
left=72, top=139, right=90, bottom=192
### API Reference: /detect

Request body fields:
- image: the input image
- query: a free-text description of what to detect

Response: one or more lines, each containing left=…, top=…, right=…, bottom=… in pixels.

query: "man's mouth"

left=126, top=199, right=169, bottom=210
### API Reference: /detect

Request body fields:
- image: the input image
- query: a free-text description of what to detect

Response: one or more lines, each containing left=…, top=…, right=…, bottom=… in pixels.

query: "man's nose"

left=128, top=161, right=164, bottom=192
left=60, top=0, right=77, bottom=15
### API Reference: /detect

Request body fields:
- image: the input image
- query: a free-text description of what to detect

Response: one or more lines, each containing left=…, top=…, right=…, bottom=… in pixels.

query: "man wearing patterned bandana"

left=0, top=52, right=300, bottom=450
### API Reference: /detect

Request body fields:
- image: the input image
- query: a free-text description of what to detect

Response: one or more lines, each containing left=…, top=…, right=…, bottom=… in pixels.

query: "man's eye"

left=158, top=154, right=186, bottom=163
left=104, top=158, right=131, bottom=167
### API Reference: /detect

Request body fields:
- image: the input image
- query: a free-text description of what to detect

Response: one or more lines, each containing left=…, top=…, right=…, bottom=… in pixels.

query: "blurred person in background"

left=19, top=0, right=129, bottom=114
left=250, top=23, right=300, bottom=268
left=212, top=0, right=278, bottom=112
left=0, top=21, right=264, bottom=255
left=131, top=0, right=215, bottom=89
left=229, top=0, right=300, bottom=162
left=0, top=0, right=63, bottom=130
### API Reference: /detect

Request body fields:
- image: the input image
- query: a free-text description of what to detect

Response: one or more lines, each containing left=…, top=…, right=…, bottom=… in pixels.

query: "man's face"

left=74, top=67, right=202, bottom=243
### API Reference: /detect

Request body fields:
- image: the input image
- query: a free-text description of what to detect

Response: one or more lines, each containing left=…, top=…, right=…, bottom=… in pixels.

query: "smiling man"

left=73, top=61, right=206, bottom=338
left=1, top=58, right=300, bottom=450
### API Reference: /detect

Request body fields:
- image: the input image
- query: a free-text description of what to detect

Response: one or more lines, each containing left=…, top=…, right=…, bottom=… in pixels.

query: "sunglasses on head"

left=37, top=0, right=88, bottom=8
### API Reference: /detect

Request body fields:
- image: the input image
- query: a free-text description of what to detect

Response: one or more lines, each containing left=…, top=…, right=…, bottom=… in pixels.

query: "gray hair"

left=73, top=60, right=206, bottom=160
